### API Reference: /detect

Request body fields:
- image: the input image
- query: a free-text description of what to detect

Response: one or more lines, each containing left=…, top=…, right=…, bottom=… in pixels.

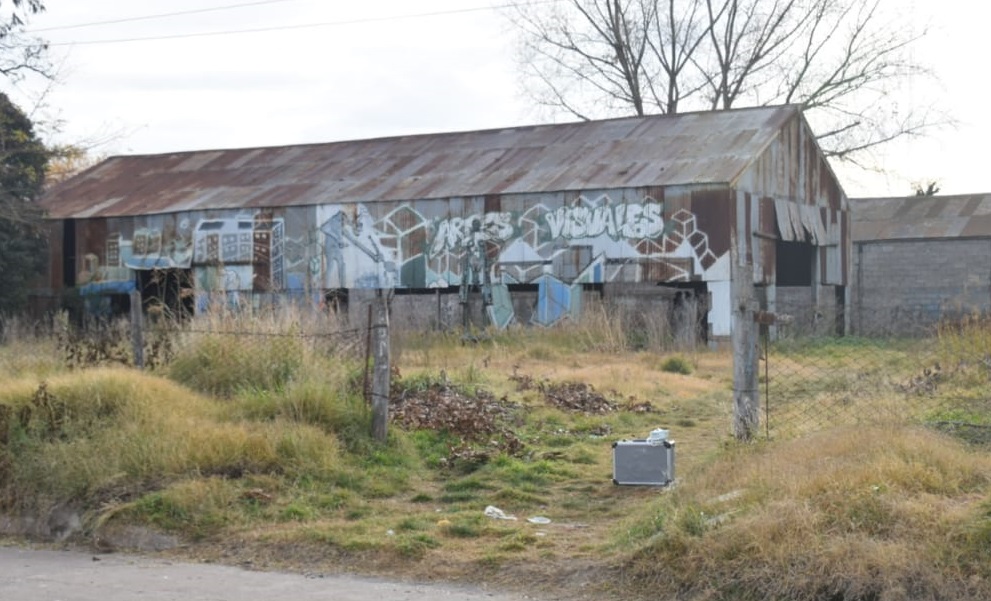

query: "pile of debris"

left=390, top=377, right=526, bottom=465
left=538, top=381, right=619, bottom=414
left=512, top=369, right=630, bottom=414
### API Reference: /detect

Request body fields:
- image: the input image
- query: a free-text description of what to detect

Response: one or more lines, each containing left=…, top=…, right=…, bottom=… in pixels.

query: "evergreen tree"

left=0, top=91, right=48, bottom=316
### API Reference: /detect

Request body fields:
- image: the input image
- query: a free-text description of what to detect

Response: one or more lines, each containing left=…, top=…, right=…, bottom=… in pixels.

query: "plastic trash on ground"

left=484, top=505, right=517, bottom=520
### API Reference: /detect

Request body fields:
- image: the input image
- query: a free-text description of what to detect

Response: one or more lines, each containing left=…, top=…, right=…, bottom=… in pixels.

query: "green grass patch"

left=395, top=533, right=442, bottom=558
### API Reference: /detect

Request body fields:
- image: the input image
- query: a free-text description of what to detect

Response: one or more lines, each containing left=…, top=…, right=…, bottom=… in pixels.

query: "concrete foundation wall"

left=347, top=283, right=706, bottom=348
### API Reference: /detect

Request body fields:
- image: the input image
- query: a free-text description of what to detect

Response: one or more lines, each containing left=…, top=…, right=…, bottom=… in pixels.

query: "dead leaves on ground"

left=390, top=377, right=525, bottom=466
left=511, top=368, right=652, bottom=414
left=389, top=369, right=656, bottom=468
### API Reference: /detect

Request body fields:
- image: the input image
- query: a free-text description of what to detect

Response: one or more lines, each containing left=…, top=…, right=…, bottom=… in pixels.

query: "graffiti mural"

left=72, top=192, right=728, bottom=327
left=355, top=195, right=726, bottom=293
left=317, top=205, right=399, bottom=289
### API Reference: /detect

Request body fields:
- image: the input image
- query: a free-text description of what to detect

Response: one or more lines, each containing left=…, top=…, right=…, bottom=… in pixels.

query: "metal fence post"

left=129, top=288, right=144, bottom=369
left=371, top=295, right=391, bottom=443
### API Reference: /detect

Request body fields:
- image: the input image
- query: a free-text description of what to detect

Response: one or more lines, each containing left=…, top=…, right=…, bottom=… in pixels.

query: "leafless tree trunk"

left=506, top=0, right=937, bottom=163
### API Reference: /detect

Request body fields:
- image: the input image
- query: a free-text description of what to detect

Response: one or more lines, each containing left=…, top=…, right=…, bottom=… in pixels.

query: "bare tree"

left=0, top=0, right=50, bottom=80
left=508, top=0, right=935, bottom=163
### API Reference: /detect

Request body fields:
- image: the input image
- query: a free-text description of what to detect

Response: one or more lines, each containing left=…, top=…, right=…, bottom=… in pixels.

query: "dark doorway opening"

left=660, top=281, right=709, bottom=346
left=775, top=240, right=815, bottom=286
left=324, top=288, right=348, bottom=314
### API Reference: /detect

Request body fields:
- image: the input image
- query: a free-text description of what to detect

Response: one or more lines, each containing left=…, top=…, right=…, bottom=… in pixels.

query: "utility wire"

left=27, top=0, right=302, bottom=33
left=24, top=1, right=560, bottom=47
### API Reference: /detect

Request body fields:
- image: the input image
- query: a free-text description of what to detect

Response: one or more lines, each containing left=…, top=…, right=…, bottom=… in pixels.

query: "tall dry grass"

left=164, top=304, right=359, bottom=397
left=622, top=426, right=991, bottom=600
left=937, top=313, right=991, bottom=387
left=0, top=368, right=346, bottom=514
left=0, top=301, right=424, bottom=542
left=0, top=314, right=64, bottom=379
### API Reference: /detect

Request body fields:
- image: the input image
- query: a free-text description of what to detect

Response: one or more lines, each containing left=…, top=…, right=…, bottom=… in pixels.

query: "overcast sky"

left=4, top=0, right=981, bottom=198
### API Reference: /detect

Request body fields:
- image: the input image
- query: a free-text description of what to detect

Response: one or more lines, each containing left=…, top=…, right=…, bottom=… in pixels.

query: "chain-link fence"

left=52, top=308, right=373, bottom=390
left=763, top=306, right=991, bottom=442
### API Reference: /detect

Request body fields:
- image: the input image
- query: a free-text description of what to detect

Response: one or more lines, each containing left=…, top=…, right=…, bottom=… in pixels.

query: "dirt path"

left=0, top=545, right=544, bottom=601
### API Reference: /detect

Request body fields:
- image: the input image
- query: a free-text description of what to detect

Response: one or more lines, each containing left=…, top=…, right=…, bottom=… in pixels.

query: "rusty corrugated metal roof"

left=851, top=194, right=991, bottom=242
left=40, top=105, right=800, bottom=219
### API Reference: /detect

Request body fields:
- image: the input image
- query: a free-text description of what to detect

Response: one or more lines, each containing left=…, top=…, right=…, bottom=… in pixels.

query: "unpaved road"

left=0, top=545, right=540, bottom=601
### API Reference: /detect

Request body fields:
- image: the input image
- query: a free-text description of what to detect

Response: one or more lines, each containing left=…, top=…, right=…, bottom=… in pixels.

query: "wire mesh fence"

left=763, top=306, right=991, bottom=442
left=50, top=308, right=373, bottom=380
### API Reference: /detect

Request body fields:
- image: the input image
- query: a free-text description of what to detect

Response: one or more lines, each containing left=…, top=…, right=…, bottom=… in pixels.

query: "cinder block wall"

left=852, top=238, right=991, bottom=335
left=349, top=284, right=693, bottom=344
left=774, top=285, right=841, bottom=337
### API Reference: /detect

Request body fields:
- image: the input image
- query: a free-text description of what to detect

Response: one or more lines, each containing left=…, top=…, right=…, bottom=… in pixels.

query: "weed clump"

left=660, top=355, right=693, bottom=375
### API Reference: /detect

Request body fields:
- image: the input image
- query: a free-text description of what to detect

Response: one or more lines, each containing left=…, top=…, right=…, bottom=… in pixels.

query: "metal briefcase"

left=612, top=439, right=675, bottom=486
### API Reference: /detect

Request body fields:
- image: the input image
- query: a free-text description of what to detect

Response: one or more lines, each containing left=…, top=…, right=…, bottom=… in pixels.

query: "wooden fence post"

left=371, top=295, right=391, bottom=443
left=732, top=245, right=759, bottom=440
left=129, top=288, right=144, bottom=370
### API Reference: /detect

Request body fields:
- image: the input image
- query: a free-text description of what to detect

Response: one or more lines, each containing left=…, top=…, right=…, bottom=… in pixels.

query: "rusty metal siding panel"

left=46, top=221, right=64, bottom=291
left=758, top=197, right=777, bottom=284
left=640, top=258, right=695, bottom=281
left=40, top=106, right=803, bottom=219
left=689, top=187, right=733, bottom=258
left=738, top=113, right=845, bottom=211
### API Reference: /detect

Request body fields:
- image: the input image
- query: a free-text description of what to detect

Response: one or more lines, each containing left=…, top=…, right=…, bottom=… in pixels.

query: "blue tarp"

left=78, top=280, right=136, bottom=296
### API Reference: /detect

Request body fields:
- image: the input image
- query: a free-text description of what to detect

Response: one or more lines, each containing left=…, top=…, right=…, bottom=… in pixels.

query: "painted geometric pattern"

left=344, top=194, right=729, bottom=290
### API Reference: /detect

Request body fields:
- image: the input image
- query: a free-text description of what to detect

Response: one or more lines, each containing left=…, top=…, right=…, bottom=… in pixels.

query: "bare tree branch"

left=504, top=0, right=938, bottom=165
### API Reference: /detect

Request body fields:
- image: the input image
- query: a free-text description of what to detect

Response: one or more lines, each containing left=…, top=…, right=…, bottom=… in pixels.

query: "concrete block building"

left=851, top=194, right=991, bottom=335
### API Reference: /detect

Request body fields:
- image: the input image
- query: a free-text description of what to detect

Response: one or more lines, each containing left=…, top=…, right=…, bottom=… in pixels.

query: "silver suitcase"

left=612, top=439, right=675, bottom=486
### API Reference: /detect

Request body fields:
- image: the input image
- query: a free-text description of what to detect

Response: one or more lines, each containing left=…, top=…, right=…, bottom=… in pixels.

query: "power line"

left=27, top=1, right=560, bottom=47
left=27, top=0, right=302, bottom=33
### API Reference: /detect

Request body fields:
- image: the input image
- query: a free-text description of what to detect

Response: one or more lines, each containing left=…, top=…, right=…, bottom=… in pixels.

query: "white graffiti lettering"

left=545, top=202, right=663, bottom=240
left=430, top=212, right=515, bottom=255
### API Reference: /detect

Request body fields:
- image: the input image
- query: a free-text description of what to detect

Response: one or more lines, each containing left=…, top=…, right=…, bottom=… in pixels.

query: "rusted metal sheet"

left=851, top=195, right=991, bottom=241
left=690, top=188, right=732, bottom=258
left=735, top=114, right=846, bottom=212
left=756, top=197, right=777, bottom=284
left=40, top=106, right=800, bottom=220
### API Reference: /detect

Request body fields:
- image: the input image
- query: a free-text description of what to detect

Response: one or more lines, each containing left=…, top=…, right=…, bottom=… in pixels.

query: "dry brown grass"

left=5, top=314, right=991, bottom=601
left=623, top=426, right=991, bottom=600
left=0, top=368, right=345, bottom=517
